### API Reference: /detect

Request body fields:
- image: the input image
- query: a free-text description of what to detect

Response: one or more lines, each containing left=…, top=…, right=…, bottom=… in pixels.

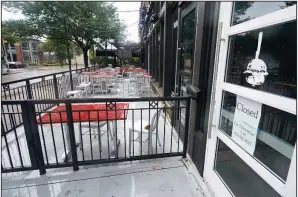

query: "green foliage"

left=1, top=20, right=33, bottom=44
left=232, top=2, right=254, bottom=24
left=28, top=62, right=39, bottom=66
left=3, top=2, right=126, bottom=68
left=89, top=45, right=95, bottom=59
left=41, top=39, right=73, bottom=65
left=122, top=57, right=140, bottom=65
left=131, top=57, right=140, bottom=64
left=44, top=62, right=66, bottom=67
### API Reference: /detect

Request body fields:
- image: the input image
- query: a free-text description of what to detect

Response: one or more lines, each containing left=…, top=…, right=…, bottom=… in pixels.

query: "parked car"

left=6, top=61, right=27, bottom=68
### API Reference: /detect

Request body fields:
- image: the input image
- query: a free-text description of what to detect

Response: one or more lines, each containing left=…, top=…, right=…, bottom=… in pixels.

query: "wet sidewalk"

left=2, top=157, right=205, bottom=197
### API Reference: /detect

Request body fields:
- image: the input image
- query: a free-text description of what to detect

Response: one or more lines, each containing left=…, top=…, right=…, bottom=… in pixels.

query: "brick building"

left=5, top=38, right=44, bottom=65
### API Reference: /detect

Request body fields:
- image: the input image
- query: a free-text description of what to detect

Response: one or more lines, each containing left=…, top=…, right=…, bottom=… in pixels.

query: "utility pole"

left=64, top=18, right=73, bottom=90
left=105, top=41, right=108, bottom=66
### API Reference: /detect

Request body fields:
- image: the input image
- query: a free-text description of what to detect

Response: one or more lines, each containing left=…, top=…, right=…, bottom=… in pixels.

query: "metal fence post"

left=25, top=80, right=32, bottom=99
left=183, top=98, right=191, bottom=158
left=65, top=101, right=79, bottom=171
left=22, top=101, right=46, bottom=175
left=53, top=74, right=59, bottom=99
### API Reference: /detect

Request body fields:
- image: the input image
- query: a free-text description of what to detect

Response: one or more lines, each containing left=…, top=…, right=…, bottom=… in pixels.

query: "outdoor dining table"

left=37, top=103, right=129, bottom=160
left=120, top=68, right=145, bottom=73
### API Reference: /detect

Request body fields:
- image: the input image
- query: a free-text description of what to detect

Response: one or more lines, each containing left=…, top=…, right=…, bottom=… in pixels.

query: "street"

left=2, top=65, right=85, bottom=84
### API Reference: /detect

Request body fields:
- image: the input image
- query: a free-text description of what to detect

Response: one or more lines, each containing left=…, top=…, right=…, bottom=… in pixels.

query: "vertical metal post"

left=105, top=41, right=108, bottom=66
left=25, top=80, right=32, bottom=99
left=23, top=101, right=46, bottom=175
left=64, top=18, right=73, bottom=90
left=65, top=102, right=79, bottom=171
left=53, top=74, right=59, bottom=100
left=20, top=102, right=38, bottom=169
left=183, top=98, right=191, bottom=158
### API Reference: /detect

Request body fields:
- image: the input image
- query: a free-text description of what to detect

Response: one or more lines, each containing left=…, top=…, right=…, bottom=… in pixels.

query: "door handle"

left=207, top=22, right=224, bottom=139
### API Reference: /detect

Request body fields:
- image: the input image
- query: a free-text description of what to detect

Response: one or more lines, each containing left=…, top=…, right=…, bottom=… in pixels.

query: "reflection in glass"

left=179, top=75, right=191, bottom=97
left=178, top=45, right=194, bottom=97
left=181, top=46, right=193, bottom=74
left=215, top=138, right=281, bottom=197
left=231, top=1, right=297, bottom=26
left=182, top=9, right=196, bottom=42
left=219, top=91, right=296, bottom=181
left=225, top=21, right=297, bottom=99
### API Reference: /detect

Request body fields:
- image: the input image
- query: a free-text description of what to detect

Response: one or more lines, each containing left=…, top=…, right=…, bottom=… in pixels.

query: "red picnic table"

left=37, top=103, right=129, bottom=159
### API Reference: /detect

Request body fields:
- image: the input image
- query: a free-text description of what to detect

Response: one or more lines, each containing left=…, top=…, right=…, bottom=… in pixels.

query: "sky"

left=1, top=2, right=141, bottom=42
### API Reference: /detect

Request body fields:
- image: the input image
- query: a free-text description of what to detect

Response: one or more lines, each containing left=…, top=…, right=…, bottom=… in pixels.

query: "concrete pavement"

left=2, top=65, right=85, bottom=84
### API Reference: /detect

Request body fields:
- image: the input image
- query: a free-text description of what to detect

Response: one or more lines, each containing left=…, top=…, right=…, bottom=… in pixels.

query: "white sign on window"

left=174, top=20, right=178, bottom=29
left=231, top=95, right=262, bottom=155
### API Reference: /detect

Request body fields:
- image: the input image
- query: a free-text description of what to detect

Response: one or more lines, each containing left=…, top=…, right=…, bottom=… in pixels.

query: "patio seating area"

left=1, top=66, right=190, bottom=174
left=1, top=66, right=197, bottom=196
left=61, top=66, right=152, bottom=99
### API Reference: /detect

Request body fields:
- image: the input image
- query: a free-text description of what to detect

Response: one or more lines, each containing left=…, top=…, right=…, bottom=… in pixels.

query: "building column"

left=163, top=4, right=172, bottom=96
left=8, top=44, right=13, bottom=61
left=15, top=43, right=24, bottom=63
left=159, top=21, right=164, bottom=88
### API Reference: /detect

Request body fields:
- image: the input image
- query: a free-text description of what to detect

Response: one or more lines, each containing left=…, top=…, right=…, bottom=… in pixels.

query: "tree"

left=232, top=2, right=254, bottom=25
left=3, top=2, right=126, bottom=68
left=1, top=20, right=29, bottom=65
left=280, top=1, right=297, bottom=8
left=41, top=39, right=73, bottom=67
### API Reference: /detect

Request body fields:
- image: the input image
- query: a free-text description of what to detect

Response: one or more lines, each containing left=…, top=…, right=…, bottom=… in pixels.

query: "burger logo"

left=243, top=32, right=268, bottom=87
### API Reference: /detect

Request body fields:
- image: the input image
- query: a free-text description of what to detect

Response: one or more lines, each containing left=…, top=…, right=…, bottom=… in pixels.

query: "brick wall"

left=15, top=43, right=23, bottom=62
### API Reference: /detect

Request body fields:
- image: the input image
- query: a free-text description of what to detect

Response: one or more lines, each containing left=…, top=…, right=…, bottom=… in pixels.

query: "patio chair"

left=117, top=67, right=127, bottom=80
left=139, top=75, right=151, bottom=97
left=76, top=73, right=91, bottom=96
left=66, top=90, right=83, bottom=98
left=92, top=76, right=108, bottom=95
left=127, top=72, right=138, bottom=95
left=129, top=108, right=162, bottom=156
left=78, top=121, right=111, bottom=152
left=115, top=67, right=120, bottom=74
left=58, top=75, right=83, bottom=98
left=107, top=75, right=118, bottom=94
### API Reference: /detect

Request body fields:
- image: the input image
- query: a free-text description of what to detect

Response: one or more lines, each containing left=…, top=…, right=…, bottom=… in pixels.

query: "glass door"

left=204, top=2, right=296, bottom=197
left=175, top=2, right=197, bottom=128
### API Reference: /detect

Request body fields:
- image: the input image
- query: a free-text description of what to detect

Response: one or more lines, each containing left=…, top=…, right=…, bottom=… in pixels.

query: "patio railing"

left=1, top=97, right=191, bottom=174
left=1, top=65, right=100, bottom=136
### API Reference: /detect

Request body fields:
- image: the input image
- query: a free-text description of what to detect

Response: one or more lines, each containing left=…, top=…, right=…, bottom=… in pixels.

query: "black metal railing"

left=1, top=97, right=191, bottom=174
left=1, top=66, right=100, bottom=136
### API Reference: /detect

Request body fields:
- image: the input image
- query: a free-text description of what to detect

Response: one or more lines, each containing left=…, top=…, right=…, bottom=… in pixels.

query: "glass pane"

left=21, top=42, right=29, bottom=50
left=215, top=138, right=281, bottom=197
left=179, top=74, right=191, bottom=97
left=181, top=45, right=194, bottom=74
left=182, top=9, right=196, bottom=42
left=231, top=1, right=297, bottom=26
left=9, top=43, right=15, bottom=49
left=225, top=21, right=297, bottom=99
left=219, top=91, right=296, bottom=181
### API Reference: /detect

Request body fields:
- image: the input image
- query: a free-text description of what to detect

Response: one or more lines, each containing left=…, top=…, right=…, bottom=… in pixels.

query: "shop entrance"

left=204, top=2, right=296, bottom=197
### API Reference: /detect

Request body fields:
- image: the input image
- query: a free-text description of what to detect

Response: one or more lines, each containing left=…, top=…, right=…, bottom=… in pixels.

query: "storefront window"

left=215, top=138, right=281, bottom=197
left=219, top=91, right=296, bottom=181
left=181, top=9, right=196, bottom=43
left=225, top=21, right=297, bottom=99
left=231, top=1, right=297, bottom=26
